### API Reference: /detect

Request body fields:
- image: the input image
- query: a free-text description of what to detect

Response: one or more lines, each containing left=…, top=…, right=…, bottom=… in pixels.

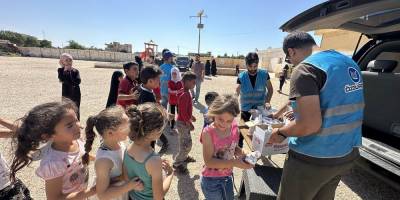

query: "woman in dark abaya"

left=205, top=60, right=211, bottom=76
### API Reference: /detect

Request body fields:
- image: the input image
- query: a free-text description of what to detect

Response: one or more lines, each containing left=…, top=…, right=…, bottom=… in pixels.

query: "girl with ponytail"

left=84, top=106, right=144, bottom=200
left=124, top=103, right=174, bottom=200
left=10, top=100, right=96, bottom=200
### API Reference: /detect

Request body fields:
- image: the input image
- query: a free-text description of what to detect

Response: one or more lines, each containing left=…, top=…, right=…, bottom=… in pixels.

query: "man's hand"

left=283, top=111, right=295, bottom=121
left=267, top=128, right=286, bottom=144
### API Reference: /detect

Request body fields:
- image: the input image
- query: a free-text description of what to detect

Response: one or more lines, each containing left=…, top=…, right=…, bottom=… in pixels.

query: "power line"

left=190, top=9, right=207, bottom=54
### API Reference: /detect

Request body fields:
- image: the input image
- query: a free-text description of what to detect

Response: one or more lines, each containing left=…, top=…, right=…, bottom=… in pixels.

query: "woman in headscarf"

left=106, top=71, right=124, bottom=108
left=167, top=67, right=183, bottom=129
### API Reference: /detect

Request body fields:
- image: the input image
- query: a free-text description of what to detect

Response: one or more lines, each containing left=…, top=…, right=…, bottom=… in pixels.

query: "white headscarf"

left=171, top=67, right=182, bottom=83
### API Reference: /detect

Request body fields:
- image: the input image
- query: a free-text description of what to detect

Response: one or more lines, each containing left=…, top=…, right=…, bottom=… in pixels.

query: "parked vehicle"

left=175, top=56, right=190, bottom=72
left=281, top=0, right=400, bottom=190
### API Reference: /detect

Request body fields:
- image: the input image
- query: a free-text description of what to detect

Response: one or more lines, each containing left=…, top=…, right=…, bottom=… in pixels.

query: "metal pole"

left=198, top=16, right=201, bottom=54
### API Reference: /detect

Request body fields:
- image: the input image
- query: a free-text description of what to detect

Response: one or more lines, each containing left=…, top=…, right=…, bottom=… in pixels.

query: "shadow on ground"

left=177, top=174, right=200, bottom=200
left=340, top=165, right=400, bottom=200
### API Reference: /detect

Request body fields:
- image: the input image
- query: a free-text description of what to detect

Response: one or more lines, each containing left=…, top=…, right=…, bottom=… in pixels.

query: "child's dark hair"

left=205, top=91, right=219, bottom=106
left=181, top=71, right=197, bottom=83
left=10, top=100, right=78, bottom=182
left=208, top=94, right=240, bottom=117
left=123, top=62, right=138, bottom=73
left=83, top=106, right=126, bottom=165
left=126, top=103, right=167, bottom=141
left=140, top=65, right=162, bottom=84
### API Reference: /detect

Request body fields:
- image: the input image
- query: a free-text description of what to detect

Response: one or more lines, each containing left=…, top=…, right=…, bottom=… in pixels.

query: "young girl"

left=201, top=94, right=254, bottom=200
left=106, top=71, right=124, bottom=108
left=84, top=106, right=144, bottom=200
left=0, top=118, right=32, bottom=199
left=57, top=53, right=81, bottom=119
left=124, top=103, right=174, bottom=200
left=10, top=100, right=95, bottom=200
left=167, top=67, right=183, bottom=129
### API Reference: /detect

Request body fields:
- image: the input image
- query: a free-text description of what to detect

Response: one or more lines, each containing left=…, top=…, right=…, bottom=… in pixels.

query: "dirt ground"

left=0, top=56, right=399, bottom=199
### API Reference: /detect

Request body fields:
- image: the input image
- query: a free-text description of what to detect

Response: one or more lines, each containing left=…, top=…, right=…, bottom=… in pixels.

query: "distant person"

left=168, top=67, right=183, bottom=130
left=190, top=54, right=205, bottom=103
left=211, top=58, right=217, bottom=76
left=57, top=53, right=81, bottom=119
left=189, top=58, right=194, bottom=69
left=106, top=71, right=124, bottom=108
left=278, top=64, right=289, bottom=93
left=135, top=56, right=144, bottom=83
left=160, top=50, right=175, bottom=109
left=235, top=64, right=240, bottom=76
left=203, top=91, right=219, bottom=128
left=117, top=62, right=140, bottom=108
left=205, top=60, right=211, bottom=76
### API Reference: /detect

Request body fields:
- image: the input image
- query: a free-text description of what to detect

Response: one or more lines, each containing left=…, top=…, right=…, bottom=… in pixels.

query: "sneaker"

left=184, top=156, right=196, bottom=163
left=173, top=165, right=189, bottom=174
left=158, top=143, right=169, bottom=154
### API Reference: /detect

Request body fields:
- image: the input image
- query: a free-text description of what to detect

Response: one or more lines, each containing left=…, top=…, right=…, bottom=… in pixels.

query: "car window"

left=374, top=51, right=400, bottom=73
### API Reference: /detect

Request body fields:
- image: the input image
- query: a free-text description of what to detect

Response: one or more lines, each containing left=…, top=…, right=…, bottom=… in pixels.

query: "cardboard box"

left=252, top=126, right=289, bottom=156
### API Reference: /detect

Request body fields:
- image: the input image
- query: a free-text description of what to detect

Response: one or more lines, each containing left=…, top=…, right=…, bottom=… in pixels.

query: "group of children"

left=0, top=52, right=255, bottom=200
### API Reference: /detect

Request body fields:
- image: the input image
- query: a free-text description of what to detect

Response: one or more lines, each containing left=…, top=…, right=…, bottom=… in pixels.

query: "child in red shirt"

left=168, top=67, right=183, bottom=129
left=173, top=72, right=197, bottom=174
left=117, top=62, right=139, bottom=108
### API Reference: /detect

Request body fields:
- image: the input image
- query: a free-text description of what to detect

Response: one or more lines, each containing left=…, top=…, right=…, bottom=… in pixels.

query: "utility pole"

left=190, top=10, right=207, bottom=55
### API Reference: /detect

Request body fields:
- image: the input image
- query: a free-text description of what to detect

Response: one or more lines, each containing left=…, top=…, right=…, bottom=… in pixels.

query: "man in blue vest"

left=268, top=32, right=364, bottom=200
left=236, top=52, right=274, bottom=147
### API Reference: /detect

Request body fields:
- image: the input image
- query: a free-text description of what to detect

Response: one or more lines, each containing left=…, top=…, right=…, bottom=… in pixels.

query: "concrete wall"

left=19, top=47, right=135, bottom=62
left=257, top=48, right=286, bottom=73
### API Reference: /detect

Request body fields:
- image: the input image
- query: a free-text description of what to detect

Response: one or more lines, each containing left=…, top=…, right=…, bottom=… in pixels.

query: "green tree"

left=24, top=36, right=40, bottom=47
left=0, top=30, right=25, bottom=46
left=39, top=40, right=52, bottom=48
left=65, top=40, right=86, bottom=49
left=223, top=53, right=228, bottom=57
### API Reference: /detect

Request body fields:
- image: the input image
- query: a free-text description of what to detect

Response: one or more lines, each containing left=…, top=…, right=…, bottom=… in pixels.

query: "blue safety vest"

left=239, top=69, right=269, bottom=111
left=289, top=50, right=364, bottom=158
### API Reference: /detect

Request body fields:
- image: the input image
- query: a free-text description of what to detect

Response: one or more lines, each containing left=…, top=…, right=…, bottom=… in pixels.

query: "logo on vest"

left=345, top=67, right=363, bottom=93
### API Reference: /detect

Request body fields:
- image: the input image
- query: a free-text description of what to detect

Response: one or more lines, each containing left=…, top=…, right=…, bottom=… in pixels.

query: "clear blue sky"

left=0, top=0, right=325, bottom=56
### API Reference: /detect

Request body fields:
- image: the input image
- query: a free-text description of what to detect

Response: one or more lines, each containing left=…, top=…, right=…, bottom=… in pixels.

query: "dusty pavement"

left=0, top=56, right=399, bottom=199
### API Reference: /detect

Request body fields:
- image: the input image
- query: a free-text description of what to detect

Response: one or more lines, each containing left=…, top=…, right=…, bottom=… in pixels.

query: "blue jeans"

left=201, top=176, right=234, bottom=200
left=190, top=79, right=202, bottom=101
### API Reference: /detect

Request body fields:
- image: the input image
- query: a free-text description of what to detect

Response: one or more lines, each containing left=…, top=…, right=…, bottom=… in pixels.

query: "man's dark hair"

left=245, top=52, right=259, bottom=65
left=182, top=71, right=197, bottom=83
left=283, top=32, right=316, bottom=55
left=140, top=65, right=162, bottom=84
left=205, top=91, right=219, bottom=106
left=123, top=62, right=138, bottom=73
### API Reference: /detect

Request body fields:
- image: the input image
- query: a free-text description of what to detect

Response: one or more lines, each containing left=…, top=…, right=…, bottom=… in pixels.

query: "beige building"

left=105, top=42, right=133, bottom=53
left=314, top=29, right=370, bottom=55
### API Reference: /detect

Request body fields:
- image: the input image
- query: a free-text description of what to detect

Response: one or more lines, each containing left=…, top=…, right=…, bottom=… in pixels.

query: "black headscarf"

left=106, top=71, right=124, bottom=108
